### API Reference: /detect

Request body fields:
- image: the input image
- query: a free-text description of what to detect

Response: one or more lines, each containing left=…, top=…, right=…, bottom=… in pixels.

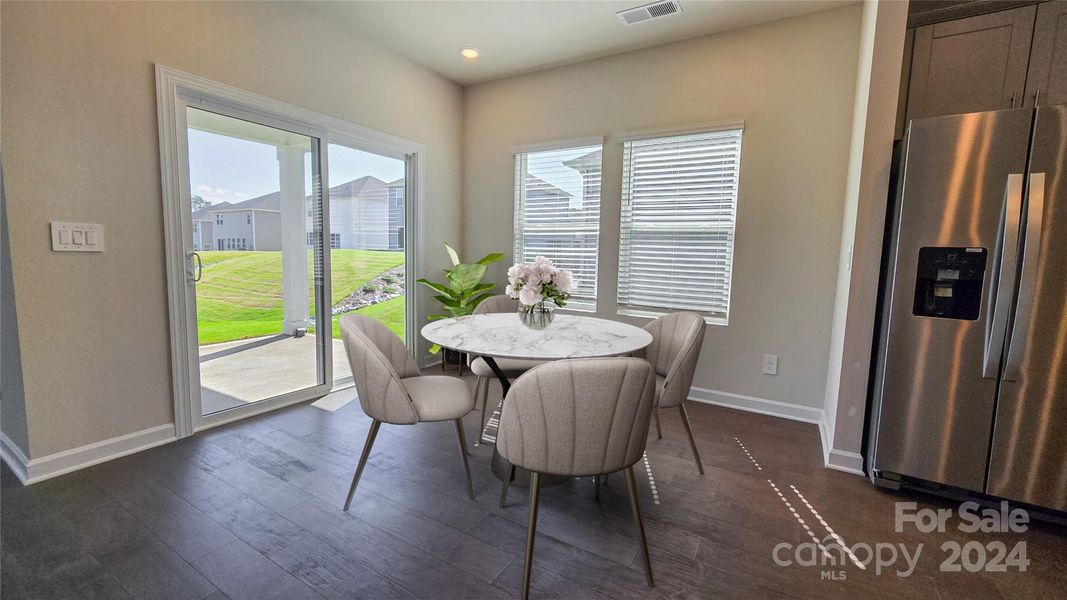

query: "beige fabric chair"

left=635, top=311, right=707, bottom=474
left=496, top=358, right=657, bottom=599
left=469, top=294, right=544, bottom=439
left=339, top=314, right=476, bottom=510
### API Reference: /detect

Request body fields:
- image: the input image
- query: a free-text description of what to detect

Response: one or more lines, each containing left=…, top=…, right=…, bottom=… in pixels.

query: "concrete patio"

left=198, top=334, right=352, bottom=414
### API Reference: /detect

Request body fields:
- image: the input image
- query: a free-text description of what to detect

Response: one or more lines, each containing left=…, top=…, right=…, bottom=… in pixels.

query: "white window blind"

left=514, top=144, right=602, bottom=309
left=618, top=128, right=742, bottom=323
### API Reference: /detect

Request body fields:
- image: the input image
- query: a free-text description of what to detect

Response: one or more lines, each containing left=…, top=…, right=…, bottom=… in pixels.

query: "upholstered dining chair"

left=637, top=311, right=707, bottom=474
left=470, top=294, right=544, bottom=439
left=496, top=358, right=657, bottom=600
left=339, top=314, right=476, bottom=510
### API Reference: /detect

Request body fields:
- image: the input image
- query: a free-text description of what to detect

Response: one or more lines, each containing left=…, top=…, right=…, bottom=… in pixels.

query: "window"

left=215, top=214, right=223, bottom=225
left=330, top=233, right=341, bottom=249
left=246, top=212, right=252, bottom=224
left=618, top=128, right=743, bottom=323
left=513, top=143, right=602, bottom=309
left=193, top=222, right=199, bottom=233
left=217, top=238, right=223, bottom=250
left=396, top=226, right=405, bottom=249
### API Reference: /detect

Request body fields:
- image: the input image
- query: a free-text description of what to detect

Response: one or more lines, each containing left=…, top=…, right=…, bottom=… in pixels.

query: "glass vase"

left=519, top=301, right=555, bottom=330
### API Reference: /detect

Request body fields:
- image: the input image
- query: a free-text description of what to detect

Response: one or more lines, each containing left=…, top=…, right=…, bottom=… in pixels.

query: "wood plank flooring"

left=3, top=375, right=1065, bottom=599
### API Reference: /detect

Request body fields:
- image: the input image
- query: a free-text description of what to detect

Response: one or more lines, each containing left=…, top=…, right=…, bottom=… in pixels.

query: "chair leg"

left=499, top=463, right=515, bottom=508
left=477, top=376, right=491, bottom=444
left=625, top=466, right=655, bottom=588
left=653, top=407, right=662, bottom=439
left=454, top=419, right=475, bottom=500
left=678, top=403, right=704, bottom=475
left=521, top=471, right=542, bottom=600
left=343, top=419, right=381, bottom=511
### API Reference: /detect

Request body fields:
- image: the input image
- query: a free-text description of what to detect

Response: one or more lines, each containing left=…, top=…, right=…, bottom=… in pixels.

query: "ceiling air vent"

left=617, top=1, right=682, bottom=26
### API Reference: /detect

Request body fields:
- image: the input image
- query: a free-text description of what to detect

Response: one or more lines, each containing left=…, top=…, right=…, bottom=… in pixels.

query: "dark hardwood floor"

left=3, top=375, right=1065, bottom=599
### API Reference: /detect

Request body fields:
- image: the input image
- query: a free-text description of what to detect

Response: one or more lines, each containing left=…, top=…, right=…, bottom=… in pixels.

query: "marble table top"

left=420, top=313, right=653, bottom=360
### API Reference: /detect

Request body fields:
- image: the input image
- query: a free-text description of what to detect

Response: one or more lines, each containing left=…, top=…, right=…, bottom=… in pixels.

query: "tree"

left=191, top=195, right=209, bottom=211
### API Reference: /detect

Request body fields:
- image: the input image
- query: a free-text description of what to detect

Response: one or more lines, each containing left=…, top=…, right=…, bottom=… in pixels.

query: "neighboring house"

left=191, top=195, right=281, bottom=251
left=193, top=176, right=406, bottom=252
left=308, top=176, right=406, bottom=251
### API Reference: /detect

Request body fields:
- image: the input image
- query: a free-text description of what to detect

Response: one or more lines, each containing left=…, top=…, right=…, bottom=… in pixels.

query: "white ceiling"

left=312, top=1, right=854, bottom=86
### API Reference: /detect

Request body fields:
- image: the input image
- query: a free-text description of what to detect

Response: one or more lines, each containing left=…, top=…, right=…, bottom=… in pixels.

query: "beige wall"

left=822, top=0, right=908, bottom=466
left=462, top=5, right=863, bottom=410
left=1, top=1, right=463, bottom=458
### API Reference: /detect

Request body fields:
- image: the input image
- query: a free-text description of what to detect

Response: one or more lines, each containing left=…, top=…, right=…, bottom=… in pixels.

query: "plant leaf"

left=469, top=282, right=496, bottom=294
left=433, top=294, right=462, bottom=308
left=477, top=252, right=505, bottom=266
left=416, top=278, right=450, bottom=295
left=446, top=263, right=487, bottom=293
left=444, top=243, right=460, bottom=266
left=428, top=343, right=441, bottom=354
left=468, top=292, right=495, bottom=308
left=427, top=313, right=448, bottom=321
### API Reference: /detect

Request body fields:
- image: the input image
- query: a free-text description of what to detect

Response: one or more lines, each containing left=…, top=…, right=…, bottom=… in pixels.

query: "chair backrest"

left=496, top=358, right=656, bottom=476
left=473, top=294, right=517, bottom=315
left=638, top=312, right=706, bottom=408
left=339, top=314, right=421, bottom=424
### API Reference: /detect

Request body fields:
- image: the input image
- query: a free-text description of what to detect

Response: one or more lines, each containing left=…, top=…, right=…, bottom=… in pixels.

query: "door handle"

left=188, top=252, right=204, bottom=284
left=1003, top=172, right=1045, bottom=382
left=983, top=174, right=1024, bottom=379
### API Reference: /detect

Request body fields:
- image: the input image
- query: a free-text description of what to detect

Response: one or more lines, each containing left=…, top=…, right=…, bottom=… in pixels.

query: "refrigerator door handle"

left=1002, top=172, right=1046, bottom=382
left=983, top=174, right=1024, bottom=379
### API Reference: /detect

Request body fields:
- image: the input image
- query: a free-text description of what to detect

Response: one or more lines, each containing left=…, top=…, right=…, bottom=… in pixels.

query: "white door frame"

left=156, top=65, right=423, bottom=437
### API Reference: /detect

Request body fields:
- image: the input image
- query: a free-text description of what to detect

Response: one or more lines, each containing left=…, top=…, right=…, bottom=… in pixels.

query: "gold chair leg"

left=521, top=471, right=541, bottom=600
left=678, top=403, right=704, bottom=475
left=499, top=463, right=515, bottom=508
left=454, top=419, right=475, bottom=499
left=343, top=419, right=381, bottom=511
left=625, top=466, right=655, bottom=588
left=477, top=376, right=491, bottom=445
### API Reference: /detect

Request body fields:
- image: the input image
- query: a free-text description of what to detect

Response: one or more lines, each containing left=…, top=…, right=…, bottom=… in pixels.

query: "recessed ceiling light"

left=459, top=47, right=480, bottom=60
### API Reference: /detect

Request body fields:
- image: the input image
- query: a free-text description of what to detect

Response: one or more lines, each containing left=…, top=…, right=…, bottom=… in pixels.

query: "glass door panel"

left=185, top=107, right=327, bottom=415
left=325, top=143, right=409, bottom=383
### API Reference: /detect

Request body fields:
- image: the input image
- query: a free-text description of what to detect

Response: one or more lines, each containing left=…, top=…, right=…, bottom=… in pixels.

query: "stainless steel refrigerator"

left=869, top=105, right=1067, bottom=512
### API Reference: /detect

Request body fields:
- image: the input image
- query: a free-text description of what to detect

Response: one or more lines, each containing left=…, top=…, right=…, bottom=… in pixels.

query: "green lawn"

left=196, top=250, right=404, bottom=345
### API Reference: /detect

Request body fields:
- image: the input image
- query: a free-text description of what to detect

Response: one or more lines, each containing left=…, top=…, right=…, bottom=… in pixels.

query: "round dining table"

left=421, top=312, right=653, bottom=488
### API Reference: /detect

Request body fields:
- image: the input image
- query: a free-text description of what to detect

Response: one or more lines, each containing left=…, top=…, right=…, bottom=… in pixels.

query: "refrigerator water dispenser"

left=912, top=247, right=987, bottom=320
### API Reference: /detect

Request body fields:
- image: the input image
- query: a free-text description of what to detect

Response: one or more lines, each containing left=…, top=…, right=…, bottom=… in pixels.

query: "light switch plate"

left=51, top=222, right=104, bottom=252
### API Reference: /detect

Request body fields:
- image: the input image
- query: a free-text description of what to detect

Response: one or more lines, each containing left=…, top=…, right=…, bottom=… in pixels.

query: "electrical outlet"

left=762, top=354, right=778, bottom=375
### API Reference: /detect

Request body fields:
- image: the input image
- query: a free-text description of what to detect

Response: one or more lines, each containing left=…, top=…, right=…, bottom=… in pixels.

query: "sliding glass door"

left=184, top=106, right=330, bottom=418
left=325, top=142, right=411, bottom=384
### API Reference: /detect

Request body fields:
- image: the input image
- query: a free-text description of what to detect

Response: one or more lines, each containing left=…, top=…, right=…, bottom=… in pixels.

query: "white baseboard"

left=0, top=424, right=177, bottom=485
left=818, top=415, right=866, bottom=476
left=826, top=448, right=865, bottom=475
left=0, top=432, right=30, bottom=484
left=687, top=386, right=824, bottom=424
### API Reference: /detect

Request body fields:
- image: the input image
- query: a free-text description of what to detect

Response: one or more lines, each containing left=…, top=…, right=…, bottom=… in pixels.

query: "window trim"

left=616, top=126, right=744, bottom=326
left=512, top=140, right=604, bottom=312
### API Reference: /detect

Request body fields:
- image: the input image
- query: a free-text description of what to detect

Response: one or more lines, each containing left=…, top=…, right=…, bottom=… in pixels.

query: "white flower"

left=505, top=285, right=520, bottom=299
left=518, top=283, right=541, bottom=307
left=552, top=269, right=574, bottom=294
left=507, top=264, right=527, bottom=285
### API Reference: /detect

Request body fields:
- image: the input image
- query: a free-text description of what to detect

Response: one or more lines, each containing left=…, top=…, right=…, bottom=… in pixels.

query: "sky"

left=187, top=129, right=405, bottom=207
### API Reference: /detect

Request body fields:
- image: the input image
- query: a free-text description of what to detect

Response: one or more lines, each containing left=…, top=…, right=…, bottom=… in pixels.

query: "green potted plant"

left=417, top=243, right=503, bottom=361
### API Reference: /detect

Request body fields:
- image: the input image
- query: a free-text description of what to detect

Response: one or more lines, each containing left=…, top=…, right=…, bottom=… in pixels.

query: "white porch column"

left=278, top=144, right=310, bottom=335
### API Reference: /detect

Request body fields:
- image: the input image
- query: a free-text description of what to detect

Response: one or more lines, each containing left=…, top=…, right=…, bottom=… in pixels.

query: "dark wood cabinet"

left=905, top=5, right=1036, bottom=123
left=1025, top=1, right=1067, bottom=106
left=896, top=1, right=1067, bottom=138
